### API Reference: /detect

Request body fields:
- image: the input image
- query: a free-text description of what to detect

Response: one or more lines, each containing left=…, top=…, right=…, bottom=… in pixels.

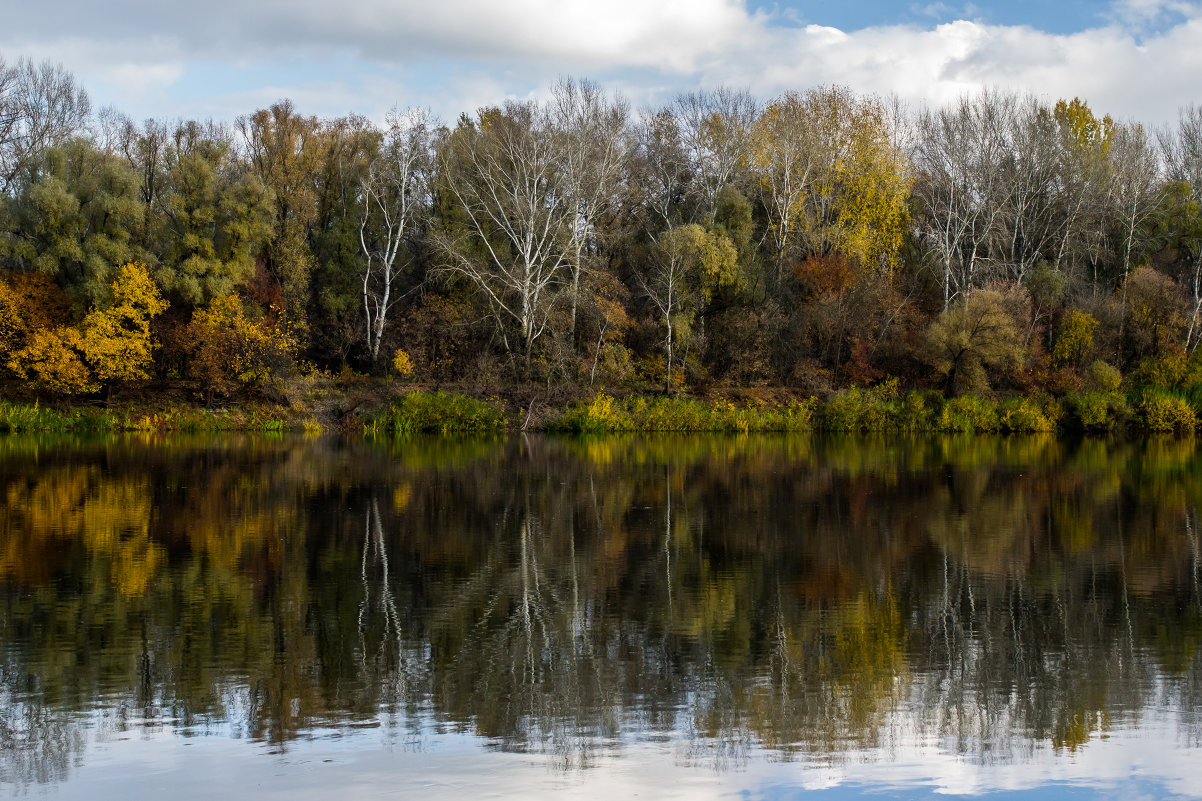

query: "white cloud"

left=1, top=0, right=1201, bottom=126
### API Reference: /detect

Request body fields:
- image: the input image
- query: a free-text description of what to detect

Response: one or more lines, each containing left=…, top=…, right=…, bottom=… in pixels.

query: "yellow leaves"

left=4, top=263, right=166, bottom=394
left=188, top=294, right=300, bottom=395
left=1053, top=309, right=1099, bottom=367
left=392, top=348, right=414, bottom=378
left=661, top=223, right=739, bottom=300
left=1054, top=97, right=1114, bottom=156
left=0, top=279, right=26, bottom=366
left=752, top=86, right=911, bottom=274
left=10, top=326, right=98, bottom=394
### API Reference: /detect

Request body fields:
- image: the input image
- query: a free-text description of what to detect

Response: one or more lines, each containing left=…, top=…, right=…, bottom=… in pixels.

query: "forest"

left=3, top=55, right=1202, bottom=413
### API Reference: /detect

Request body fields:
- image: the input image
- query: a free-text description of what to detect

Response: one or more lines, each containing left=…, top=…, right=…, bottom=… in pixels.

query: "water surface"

left=1, top=433, right=1200, bottom=798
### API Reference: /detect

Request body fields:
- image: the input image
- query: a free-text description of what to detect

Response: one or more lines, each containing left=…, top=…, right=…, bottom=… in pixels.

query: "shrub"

left=1053, top=310, right=1098, bottom=366
left=553, top=395, right=815, bottom=433
left=998, top=397, right=1055, bottom=432
left=1064, top=391, right=1127, bottom=431
left=1085, top=361, right=1122, bottom=392
left=927, top=289, right=1025, bottom=395
left=1131, top=351, right=1189, bottom=389
left=392, top=349, right=414, bottom=378
left=935, top=395, right=1000, bottom=432
left=1137, top=390, right=1195, bottom=433
left=187, top=295, right=299, bottom=400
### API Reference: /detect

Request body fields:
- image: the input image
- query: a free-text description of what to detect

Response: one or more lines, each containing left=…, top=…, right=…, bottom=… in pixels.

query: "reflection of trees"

left=1, top=432, right=1202, bottom=782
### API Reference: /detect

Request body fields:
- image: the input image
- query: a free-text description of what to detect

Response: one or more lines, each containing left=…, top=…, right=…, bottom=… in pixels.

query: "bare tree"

left=993, top=97, right=1062, bottom=284
left=436, top=101, right=574, bottom=367
left=913, top=91, right=1015, bottom=306
left=1159, top=105, right=1202, bottom=350
left=751, top=90, right=822, bottom=280
left=550, top=78, right=632, bottom=337
left=0, top=58, right=90, bottom=193
left=634, top=107, right=692, bottom=226
left=672, top=87, right=759, bottom=215
left=1108, top=122, right=1162, bottom=285
left=359, top=108, right=434, bottom=363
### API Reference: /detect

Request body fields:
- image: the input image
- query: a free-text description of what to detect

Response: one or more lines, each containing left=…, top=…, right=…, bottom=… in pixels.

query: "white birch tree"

left=359, top=108, right=434, bottom=363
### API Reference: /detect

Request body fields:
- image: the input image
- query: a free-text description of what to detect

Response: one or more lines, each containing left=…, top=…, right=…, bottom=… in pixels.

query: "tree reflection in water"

left=1, top=432, right=1200, bottom=787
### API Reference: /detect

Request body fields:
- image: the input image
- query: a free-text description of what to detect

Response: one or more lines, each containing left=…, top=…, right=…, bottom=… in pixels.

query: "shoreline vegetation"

left=6, top=64, right=1202, bottom=435
left=1, top=381, right=1196, bottom=435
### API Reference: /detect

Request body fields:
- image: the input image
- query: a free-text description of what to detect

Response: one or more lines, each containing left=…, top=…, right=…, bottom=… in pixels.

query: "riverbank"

left=2, top=374, right=1199, bottom=435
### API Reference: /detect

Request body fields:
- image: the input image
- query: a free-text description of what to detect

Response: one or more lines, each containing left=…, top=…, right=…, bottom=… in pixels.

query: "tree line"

left=3, top=54, right=1202, bottom=399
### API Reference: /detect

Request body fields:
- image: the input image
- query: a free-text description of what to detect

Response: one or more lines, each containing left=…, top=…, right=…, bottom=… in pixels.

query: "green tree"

left=155, top=124, right=274, bottom=306
left=238, top=101, right=321, bottom=333
left=3, top=139, right=144, bottom=304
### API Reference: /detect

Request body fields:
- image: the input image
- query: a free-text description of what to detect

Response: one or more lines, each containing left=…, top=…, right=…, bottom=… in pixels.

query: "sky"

left=2, top=0, right=1200, bottom=127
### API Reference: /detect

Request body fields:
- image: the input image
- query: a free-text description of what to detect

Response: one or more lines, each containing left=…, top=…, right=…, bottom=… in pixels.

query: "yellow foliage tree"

left=0, top=279, right=22, bottom=367
left=188, top=294, right=299, bottom=401
left=752, top=87, right=911, bottom=278
left=11, top=326, right=98, bottom=394
left=1053, top=309, right=1099, bottom=367
left=80, top=262, right=169, bottom=386
left=7, top=263, right=167, bottom=395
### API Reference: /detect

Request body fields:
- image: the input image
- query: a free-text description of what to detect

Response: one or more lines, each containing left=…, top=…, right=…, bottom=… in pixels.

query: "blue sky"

left=3, top=0, right=1200, bottom=126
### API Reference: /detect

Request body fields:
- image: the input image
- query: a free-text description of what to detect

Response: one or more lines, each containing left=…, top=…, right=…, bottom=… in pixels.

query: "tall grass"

left=552, top=394, right=816, bottom=434
left=0, top=401, right=297, bottom=432
left=554, top=389, right=1066, bottom=435
left=363, top=391, right=508, bottom=435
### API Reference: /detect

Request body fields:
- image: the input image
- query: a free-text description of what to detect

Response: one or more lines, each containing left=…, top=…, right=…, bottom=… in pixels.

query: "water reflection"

left=1, top=433, right=1200, bottom=793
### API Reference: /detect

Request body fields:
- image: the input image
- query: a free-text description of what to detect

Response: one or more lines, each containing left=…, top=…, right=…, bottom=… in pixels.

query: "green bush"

left=1065, top=391, right=1128, bottom=431
left=1085, top=361, right=1122, bottom=392
left=822, top=387, right=890, bottom=432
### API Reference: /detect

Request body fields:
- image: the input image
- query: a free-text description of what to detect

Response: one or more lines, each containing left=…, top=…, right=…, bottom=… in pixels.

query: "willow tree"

left=4, top=138, right=144, bottom=304
left=156, top=122, right=274, bottom=306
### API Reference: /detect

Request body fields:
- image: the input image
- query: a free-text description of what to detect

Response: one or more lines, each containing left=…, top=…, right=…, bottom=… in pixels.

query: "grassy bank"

left=3, top=382, right=1201, bottom=436
left=548, top=385, right=1198, bottom=435
left=0, top=400, right=317, bottom=434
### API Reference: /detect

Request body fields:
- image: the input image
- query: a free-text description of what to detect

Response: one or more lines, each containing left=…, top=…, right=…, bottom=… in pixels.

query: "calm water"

left=1, top=432, right=1200, bottom=799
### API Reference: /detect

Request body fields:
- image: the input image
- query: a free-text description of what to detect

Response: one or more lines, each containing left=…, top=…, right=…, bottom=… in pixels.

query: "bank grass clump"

left=996, top=396, right=1058, bottom=432
left=1135, top=388, right=1196, bottom=433
left=553, top=394, right=815, bottom=433
left=364, top=391, right=508, bottom=435
left=0, top=400, right=76, bottom=432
